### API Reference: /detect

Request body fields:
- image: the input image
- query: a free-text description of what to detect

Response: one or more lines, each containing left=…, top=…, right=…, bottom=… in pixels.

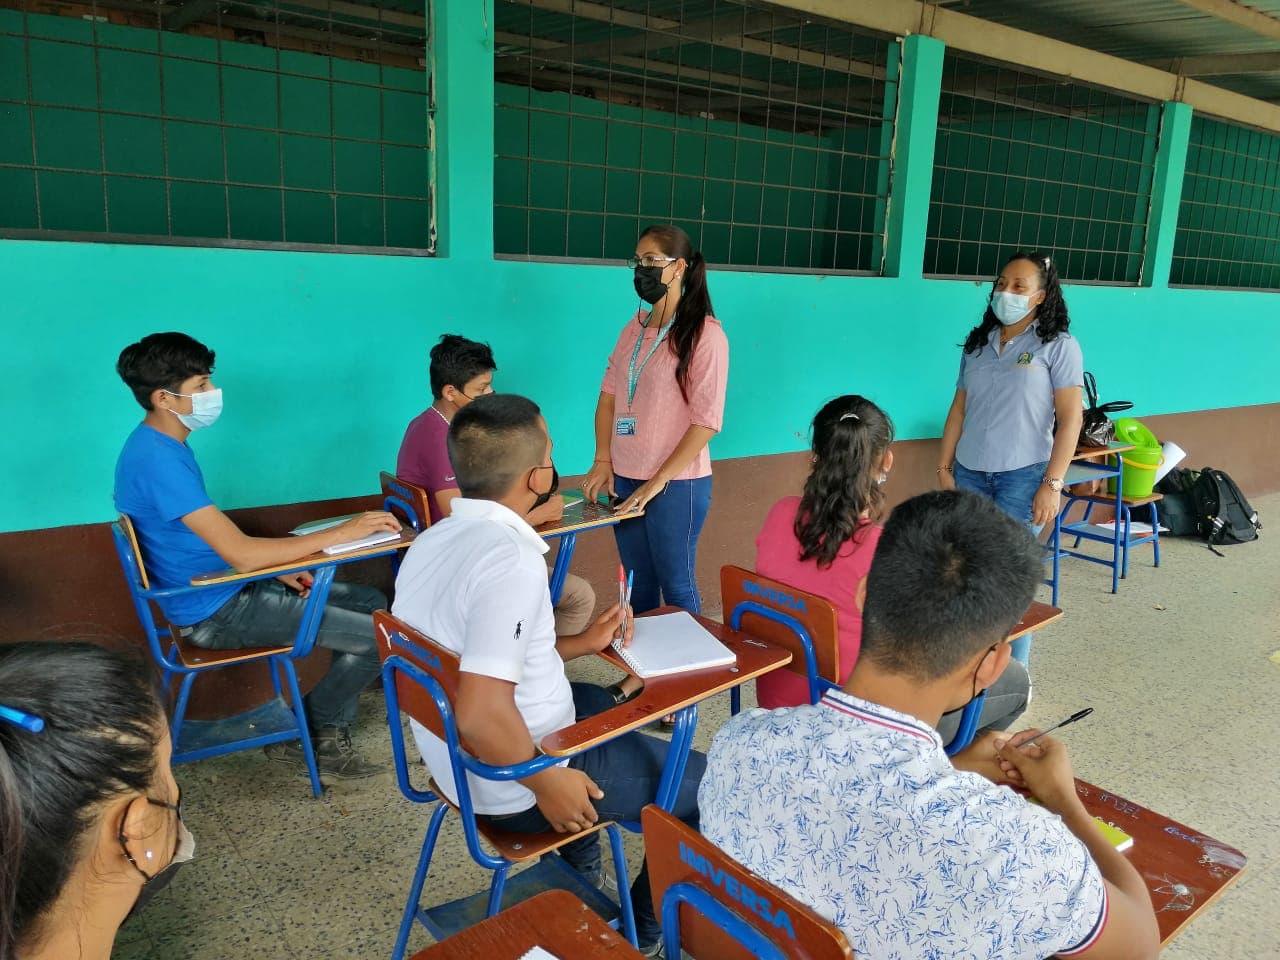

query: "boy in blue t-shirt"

left=114, top=332, right=401, bottom=780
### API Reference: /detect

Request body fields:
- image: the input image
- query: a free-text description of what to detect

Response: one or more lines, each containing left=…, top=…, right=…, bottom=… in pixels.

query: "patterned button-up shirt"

left=699, top=690, right=1108, bottom=960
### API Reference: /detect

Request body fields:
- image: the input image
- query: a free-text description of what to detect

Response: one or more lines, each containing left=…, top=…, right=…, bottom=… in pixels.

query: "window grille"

left=1172, top=115, right=1280, bottom=290
left=0, top=0, right=435, bottom=253
left=493, top=0, right=897, bottom=272
left=926, top=51, right=1159, bottom=284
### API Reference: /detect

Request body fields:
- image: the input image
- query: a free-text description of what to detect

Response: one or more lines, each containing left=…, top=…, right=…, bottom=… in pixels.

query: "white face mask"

left=165, top=388, right=223, bottom=431
left=991, top=291, right=1035, bottom=326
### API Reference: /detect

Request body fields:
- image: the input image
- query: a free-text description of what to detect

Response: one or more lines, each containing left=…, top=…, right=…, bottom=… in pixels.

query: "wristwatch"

left=1043, top=476, right=1064, bottom=492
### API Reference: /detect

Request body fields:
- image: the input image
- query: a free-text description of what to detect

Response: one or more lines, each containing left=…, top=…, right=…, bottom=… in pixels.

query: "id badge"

left=616, top=417, right=637, bottom=436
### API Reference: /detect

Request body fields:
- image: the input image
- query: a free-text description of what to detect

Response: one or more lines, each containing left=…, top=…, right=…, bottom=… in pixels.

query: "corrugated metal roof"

left=953, top=0, right=1280, bottom=102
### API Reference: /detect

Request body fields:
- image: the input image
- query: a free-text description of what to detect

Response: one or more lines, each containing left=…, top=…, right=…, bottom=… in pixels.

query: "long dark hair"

left=962, top=250, right=1070, bottom=355
left=0, top=642, right=164, bottom=959
left=639, top=224, right=715, bottom=404
left=794, top=395, right=895, bottom=569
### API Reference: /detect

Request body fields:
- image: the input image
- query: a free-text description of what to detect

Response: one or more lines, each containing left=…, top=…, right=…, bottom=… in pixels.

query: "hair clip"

left=839, top=412, right=861, bottom=422
left=0, top=705, right=44, bottom=734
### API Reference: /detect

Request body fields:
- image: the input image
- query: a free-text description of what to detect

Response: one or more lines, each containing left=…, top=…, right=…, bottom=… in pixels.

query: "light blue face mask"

left=165, top=388, right=223, bottom=431
left=990, top=291, right=1035, bottom=326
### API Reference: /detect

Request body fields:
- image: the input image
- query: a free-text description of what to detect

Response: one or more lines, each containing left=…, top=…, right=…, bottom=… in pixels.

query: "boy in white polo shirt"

left=700, top=491, right=1160, bottom=960
left=392, top=393, right=703, bottom=955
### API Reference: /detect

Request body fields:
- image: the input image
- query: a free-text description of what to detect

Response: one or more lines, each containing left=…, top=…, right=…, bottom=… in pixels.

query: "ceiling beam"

left=1141, top=50, right=1280, bottom=76
left=164, top=0, right=221, bottom=31
left=1165, top=0, right=1280, bottom=42
left=513, top=0, right=884, bottom=81
left=765, top=0, right=1280, bottom=134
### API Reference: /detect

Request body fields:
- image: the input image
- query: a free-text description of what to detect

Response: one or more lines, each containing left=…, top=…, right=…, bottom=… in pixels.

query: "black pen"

left=1019, top=707, right=1094, bottom=749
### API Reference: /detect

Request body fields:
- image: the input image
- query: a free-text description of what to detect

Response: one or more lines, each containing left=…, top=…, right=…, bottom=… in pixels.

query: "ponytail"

left=638, top=225, right=716, bottom=404
left=0, top=740, right=23, bottom=960
left=794, top=396, right=895, bottom=568
left=0, top=642, right=164, bottom=957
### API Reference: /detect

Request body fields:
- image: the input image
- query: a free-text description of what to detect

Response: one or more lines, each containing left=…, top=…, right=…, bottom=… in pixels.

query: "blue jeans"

left=613, top=475, right=712, bottom=614
left=480, top=683, right=705, bottom=947
left=954, top=460, right=1047, bottom=665
left=188, top=579, right=384, bottom=731
left=934, top=658, right=1030, bottom=745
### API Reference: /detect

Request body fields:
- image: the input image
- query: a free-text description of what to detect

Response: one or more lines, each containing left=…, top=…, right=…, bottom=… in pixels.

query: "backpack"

left=1190, top=467, right=1261, bottom=555
left=1153, top=468, right=1199, bottom=537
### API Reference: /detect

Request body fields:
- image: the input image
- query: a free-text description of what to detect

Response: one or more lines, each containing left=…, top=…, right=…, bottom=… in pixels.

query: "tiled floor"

left=116, top=492, right=1280, bottom=959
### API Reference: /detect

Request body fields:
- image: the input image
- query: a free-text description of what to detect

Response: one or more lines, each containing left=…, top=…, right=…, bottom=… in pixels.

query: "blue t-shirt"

left=114, top=424, right=239, bottom=626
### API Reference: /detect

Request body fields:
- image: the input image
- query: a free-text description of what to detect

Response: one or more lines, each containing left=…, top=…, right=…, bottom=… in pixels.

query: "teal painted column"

left=883, top=34, right=944, bottom=279
left=433, top=0, right=494, bottom=259
left=1141, top=101, right=1193, bottom=288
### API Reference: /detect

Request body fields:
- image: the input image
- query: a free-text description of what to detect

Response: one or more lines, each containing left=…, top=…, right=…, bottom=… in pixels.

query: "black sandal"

left=605, top=682, right=642, bottom=705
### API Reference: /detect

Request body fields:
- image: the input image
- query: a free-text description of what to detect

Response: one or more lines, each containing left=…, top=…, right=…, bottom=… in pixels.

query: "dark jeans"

left=934, top=657, right=1030, bottom=745
left=613, top=474, right=712, bottom=614
left=480, top=683, right=705, bottom=946
left=188, top=579, right=384, bottom=731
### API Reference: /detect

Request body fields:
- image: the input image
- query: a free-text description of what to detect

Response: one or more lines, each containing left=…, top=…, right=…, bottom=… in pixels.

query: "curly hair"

left=962, top=251, right=1070, bottom=356
left=794, top=395, right=895, bottom=569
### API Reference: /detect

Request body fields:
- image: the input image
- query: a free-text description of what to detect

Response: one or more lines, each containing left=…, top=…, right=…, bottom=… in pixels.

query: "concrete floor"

left=114, top=491, right=1280, bottom=959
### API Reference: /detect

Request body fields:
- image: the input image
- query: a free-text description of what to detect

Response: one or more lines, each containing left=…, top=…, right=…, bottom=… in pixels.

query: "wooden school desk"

left=536, top=492, right=643, bottom=605
left=1074, top=779, right=1247, bottom=946
left=541, top=609, right=792, bottom=811
left=409, top=889, right=644, bottom=960
left=192, top=529, right=417, bottom=618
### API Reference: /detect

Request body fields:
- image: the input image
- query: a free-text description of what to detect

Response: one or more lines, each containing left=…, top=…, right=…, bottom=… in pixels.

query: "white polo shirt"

left=392, top=497, right=575, bottom=815
left=699, top=690, right=1108, bottom=960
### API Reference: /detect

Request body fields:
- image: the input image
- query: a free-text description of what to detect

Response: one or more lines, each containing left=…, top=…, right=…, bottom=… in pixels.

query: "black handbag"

left=1079, top=372, right=1133, bottom=447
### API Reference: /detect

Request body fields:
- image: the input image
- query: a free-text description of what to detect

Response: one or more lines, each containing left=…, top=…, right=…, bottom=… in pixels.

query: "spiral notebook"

left=611, top=611, right=736, bottom=679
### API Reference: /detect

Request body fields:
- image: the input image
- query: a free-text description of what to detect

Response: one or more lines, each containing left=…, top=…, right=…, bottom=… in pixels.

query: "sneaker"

left=637, top=938, right=664, bottom=958
left=263, top=728, right=382, bottom=779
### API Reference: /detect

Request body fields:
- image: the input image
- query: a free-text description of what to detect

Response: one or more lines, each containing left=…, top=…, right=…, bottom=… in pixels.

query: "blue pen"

left=0, top=705, right=45, bottom=733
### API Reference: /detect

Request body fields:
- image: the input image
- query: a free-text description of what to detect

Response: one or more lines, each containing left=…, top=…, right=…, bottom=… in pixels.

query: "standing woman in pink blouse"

left=583, top=225, right=729, bottom=658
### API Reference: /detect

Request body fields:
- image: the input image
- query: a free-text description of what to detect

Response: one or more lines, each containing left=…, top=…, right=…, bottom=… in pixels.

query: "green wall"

left=0, top=10, right=431, bottom=247
left=1, top=0, right=1277, bottom=536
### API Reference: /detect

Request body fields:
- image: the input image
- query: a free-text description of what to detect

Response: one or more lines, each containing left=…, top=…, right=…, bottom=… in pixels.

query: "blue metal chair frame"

left=110, top=519, right=329, bottom=797
left=1045, top=457, right=1125, bottom=605
left=660, top=883, right=790, bottom=960
left=380, top=629, right=637, bottom=960
left=726, top=600, right=985, bottom=756
left=1069, top=496, right=1162, bottom=579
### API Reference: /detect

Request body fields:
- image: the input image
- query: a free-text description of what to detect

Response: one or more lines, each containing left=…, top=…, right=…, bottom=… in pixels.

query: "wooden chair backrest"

left=720, top=564, right=841, bottom=686
left=642, top=805, right=853, bottom=960
left=380, top=471, right=433, bottom=532
left=373, top=610, right=462, bottom=744
left=117, top=514, right=152, bottom=591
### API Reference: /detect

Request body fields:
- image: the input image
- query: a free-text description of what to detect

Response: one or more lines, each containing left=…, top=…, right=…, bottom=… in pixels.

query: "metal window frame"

left=0, top=0, right=437, bottom=255
left=491, top=0, right=900, bottom=274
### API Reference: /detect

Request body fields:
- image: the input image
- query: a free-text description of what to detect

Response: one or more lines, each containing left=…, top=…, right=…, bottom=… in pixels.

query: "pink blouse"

left=753, top=496, right=882, bottom=709
left=600, top=313, right=729, bottom=481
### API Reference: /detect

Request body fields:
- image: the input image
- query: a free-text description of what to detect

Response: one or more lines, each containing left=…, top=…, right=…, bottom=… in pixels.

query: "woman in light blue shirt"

left=937, top=251, right=1084, bottom=531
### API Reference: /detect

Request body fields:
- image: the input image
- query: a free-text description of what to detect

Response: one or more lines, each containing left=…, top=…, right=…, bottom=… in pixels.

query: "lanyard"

left=626, top=314, right=674, bottom=408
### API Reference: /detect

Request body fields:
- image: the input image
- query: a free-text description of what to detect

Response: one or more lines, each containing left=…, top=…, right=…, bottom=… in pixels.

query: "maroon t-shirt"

left=396, top=407, right=454, bottom=525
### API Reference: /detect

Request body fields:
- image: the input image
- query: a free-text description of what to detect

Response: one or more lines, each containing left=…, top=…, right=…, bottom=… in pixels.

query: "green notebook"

left=1027, top=797, right=1134, bottom=851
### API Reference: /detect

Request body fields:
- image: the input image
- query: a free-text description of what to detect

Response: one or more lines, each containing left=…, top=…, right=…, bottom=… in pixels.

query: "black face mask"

left=633, top=266, right=668, bottom=305
left=529, top=464, right=560, bottom=513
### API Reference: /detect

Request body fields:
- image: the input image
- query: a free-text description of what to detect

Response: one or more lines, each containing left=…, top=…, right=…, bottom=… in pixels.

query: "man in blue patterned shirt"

left=701, top=491, right=1159, bottom=960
